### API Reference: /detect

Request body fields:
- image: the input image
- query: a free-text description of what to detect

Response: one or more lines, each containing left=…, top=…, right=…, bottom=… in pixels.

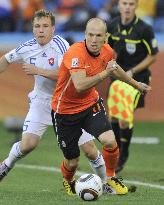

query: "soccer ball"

left=75, top=173, right=103, bottom=201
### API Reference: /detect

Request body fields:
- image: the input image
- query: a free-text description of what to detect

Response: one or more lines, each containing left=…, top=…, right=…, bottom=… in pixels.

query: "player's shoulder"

left=69, top=41, right=84, bottom=50
left=52, top=35, right=69, bottom=54
left=65, top=41, right=85, bottom=56
left=102, top=43, right=113, bottom=53
left=102, top=44, right=113, bottom=60
left=136, top=17, right=153, bottom=32
left=15, top=38, right=38, bottom=53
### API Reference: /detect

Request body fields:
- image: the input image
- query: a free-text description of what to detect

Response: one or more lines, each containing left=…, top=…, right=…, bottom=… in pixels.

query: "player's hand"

left=106, top=60, right=118, bottom=75
left=22, top=63, right=38, bottom=75
left=137, top=82, right=151, bottom=94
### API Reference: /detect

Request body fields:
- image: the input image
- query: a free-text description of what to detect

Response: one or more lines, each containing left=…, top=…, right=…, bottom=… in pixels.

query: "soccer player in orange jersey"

left=51, top=17, right=151, bottom=196
left=0, top=10, right=105, bottom=188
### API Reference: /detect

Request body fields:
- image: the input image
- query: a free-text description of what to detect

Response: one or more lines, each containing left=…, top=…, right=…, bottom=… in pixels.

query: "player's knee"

left=20, top=142, right=37, bottom=154
left=98, top=130, right=116, bottom=148
left=81, top=141, right=98, bottom=160
left=20, top=134, right=40, bottom=154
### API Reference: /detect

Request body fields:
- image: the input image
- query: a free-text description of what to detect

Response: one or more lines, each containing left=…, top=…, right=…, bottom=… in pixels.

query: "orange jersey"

left=52, top=41, right=113, bottom=114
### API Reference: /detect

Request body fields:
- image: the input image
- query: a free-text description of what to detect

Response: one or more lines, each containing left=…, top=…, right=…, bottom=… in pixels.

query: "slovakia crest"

left=126, top=43, right=136, bottom=55
left=48, top=58, right=54, bottom=66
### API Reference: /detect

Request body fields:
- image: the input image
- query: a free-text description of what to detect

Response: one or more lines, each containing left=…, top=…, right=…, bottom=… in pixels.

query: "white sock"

left=89, top=151, right=107, bottom=183
left=4, top=141, right=24, bottom=168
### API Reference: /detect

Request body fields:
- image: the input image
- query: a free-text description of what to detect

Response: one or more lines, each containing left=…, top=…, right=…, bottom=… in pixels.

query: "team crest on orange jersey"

left=71, top=58, right=78, bottom=67
left=48, top=58, right=54, bottom=65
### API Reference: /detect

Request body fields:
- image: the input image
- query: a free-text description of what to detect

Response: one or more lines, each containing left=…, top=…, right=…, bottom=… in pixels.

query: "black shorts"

left=137, top=94, right=145, bottom=108
left=51, top=98, right=112, bottom=160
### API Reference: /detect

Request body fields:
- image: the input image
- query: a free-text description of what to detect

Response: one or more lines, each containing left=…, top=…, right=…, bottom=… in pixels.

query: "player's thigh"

left=27, top=96, right=52, bottom=125
left=78, top=129, right=95, bottom=146
left=22, top=121, right=48, bottom=138
left=83, top=99, right=112, bottom=139
left=52, top=111, right=82, bottom=159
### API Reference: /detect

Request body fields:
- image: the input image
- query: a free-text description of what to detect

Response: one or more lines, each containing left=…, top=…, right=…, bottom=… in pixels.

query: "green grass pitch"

left=0, top=121, right=164, bottom=205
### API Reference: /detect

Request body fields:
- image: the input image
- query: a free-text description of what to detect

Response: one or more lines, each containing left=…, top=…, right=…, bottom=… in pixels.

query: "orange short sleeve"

left=63, top=43, right=86, bottom=73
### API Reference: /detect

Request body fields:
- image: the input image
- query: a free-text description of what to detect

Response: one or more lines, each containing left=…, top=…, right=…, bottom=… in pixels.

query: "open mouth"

left=91, top=45, right=97, bottom=50
left=38, top=36, right=45, bottom=39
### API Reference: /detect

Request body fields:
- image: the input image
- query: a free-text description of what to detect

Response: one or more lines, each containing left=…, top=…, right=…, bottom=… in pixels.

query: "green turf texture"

left=0, top=122, right=164, bottom=205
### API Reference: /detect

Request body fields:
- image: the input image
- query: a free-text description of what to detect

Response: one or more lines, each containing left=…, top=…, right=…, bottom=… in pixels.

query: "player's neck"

left=85, top=40, right=100, bottom=57
left=121, top=15, right=135, bottom=25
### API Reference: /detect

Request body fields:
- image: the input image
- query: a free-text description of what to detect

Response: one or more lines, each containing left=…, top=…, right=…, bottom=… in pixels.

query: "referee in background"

left=107, top=0, right=158, bottom=173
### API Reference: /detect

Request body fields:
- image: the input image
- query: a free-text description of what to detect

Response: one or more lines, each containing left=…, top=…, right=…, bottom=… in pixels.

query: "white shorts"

left=78, top=129, right=95, bottom=146
left=23, top=91, right=95, bottom=144
left=22, top=91, right=52, bottom=137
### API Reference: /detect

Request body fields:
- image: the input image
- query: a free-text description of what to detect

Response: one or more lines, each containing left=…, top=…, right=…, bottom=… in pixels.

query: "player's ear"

left=53, top=26, right=55, bottom=33
left=105, top=33, right=109, bottom=43
left=85, top=31, right=87, bottom=39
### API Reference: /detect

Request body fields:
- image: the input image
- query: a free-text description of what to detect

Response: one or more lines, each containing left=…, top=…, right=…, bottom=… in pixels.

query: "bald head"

left=86, top=18, right=107, bottom=34
left=85, top=18, right=107, bottom=56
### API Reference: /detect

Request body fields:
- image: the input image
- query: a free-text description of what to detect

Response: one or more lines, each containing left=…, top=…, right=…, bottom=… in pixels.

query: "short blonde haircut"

left=32, top=9, right=55, bottom=26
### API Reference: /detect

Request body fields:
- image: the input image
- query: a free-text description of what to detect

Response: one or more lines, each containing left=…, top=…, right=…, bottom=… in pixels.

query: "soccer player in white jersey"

left=0, top=10, right=111, bottom=194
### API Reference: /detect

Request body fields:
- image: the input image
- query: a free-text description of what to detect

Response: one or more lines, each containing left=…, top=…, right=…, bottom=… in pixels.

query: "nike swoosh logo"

left=93, top=112, right=100, bottom=117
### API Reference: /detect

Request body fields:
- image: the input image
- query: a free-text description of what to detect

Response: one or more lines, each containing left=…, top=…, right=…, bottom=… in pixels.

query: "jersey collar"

left=38, top=39, right=53, bottom=49
left=118, top=16, right=138, bottom=35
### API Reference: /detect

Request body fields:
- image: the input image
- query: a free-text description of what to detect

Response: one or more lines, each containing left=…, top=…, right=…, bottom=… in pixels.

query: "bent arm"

left=36, top=68, right=58, bottom=81
left=71, top=59, right=151, bottom=94
left=71, top=70, right=103, bottom=92
left=22, top=64, right=58, bottom=81
left=0, top=55, right=10, bottom=73
left=112, top=65, right=140, bottom=89
left=71, top=60, right=117, bottom=93
left=130, top=54, right=157, bottom=75
left=111, top=63, right=151, bottom=92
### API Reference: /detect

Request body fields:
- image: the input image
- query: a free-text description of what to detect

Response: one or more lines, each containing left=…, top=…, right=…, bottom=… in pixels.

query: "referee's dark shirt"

left=108, top=16, right=158, bottom=82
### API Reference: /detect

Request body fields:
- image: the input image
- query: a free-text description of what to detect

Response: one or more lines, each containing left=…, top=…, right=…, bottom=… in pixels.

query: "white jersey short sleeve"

left=4, top=35, right=95, bottom=142
left=5, top=35, right=69, bottom=136
left=5, top=35, right=69, bottom=98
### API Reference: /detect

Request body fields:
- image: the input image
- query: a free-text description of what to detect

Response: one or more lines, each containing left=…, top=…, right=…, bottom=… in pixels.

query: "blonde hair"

left=32, top=9, right=55, bottom=26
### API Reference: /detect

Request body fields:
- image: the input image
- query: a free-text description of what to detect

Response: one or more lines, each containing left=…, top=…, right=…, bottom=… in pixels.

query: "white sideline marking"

left=131, top=137, right=159, bottom=144
left=16, top=164, right=164, bottom=190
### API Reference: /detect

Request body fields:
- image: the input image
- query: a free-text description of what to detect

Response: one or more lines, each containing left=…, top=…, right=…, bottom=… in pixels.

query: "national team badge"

left=71, top=58, right=78, bottom=67
left=9, top=53, right=14, bottom=61
left=48, top=58, right=54, bottom=66
left=126, top=43, right=136, bottom=55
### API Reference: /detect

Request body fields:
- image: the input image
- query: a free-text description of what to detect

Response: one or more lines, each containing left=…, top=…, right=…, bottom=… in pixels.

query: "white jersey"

left=4, top=35, right=95, bottom=144
left=4, top=35, right=69, bottom=127
left=5, top=35, right=69, bottom=98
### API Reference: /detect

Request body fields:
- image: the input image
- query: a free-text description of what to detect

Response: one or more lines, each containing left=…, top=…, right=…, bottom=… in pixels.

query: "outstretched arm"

left=0, top=55, right=10, bottom=73
left=71, top=60, right=117, bottom=93
left=107, top=61, right=151, bottom=93
left=71, top=59, right=151, bottom=94
left=126, top=54, right=157, bottom=77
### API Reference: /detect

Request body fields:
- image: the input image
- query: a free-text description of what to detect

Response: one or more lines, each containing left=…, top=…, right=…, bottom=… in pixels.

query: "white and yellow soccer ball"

left=75, top=174, right=103, bottom=201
